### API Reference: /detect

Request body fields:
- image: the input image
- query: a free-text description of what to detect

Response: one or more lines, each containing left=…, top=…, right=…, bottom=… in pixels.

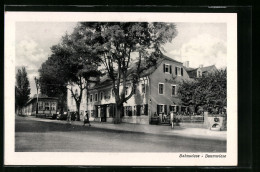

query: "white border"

left=4, top=12, right=237, bottom=166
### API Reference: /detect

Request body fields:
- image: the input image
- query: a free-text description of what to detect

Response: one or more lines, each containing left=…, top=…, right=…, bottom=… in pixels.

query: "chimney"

left=199, top=64, right=203, bottom=68
left=183, top=61, right=189, bottom=68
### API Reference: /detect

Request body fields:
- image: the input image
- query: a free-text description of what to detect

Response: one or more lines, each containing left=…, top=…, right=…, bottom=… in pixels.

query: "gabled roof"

left=89, top=54, right=182, bottom=90
left=184, top=65, right=217, bottom=78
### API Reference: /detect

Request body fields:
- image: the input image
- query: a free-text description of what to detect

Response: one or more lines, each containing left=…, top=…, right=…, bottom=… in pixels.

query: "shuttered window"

left=90, top=94, right=93, bottom=102
left=175, top=66, right=182, bottom=76
left=172, top=85, right=176, bottom=96
left=163, top=64, right=172, bottom=74
left=95, top=93, right=98, bottom=102
left=157, top=104, right=164, bottom=114
left=159, top=83, right=164, bottom=94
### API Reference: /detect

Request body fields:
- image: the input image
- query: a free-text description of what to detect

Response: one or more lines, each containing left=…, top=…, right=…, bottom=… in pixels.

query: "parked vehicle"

left=57, top=112, right=67, bottom=120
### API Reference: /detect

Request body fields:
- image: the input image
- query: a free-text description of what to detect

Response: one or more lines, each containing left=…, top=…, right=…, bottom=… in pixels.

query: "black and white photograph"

left=5, top=12, right=237, bottom=166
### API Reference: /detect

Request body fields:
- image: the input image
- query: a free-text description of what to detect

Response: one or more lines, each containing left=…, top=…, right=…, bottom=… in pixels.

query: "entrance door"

left=101, top=105, right=107, bottom=122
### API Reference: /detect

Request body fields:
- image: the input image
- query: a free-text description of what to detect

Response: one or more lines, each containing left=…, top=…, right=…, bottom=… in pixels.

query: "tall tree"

left=78, top=22, right=177, bottom=123
left=39, top=26, right=102, bottom=121
left=15, top=67, right=31, bottom=113
left=39, top=54, right=68, bottom=113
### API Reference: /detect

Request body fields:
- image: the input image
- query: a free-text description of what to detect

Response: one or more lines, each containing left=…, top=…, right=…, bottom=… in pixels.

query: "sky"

left=15, top=22, right=227, bottom=97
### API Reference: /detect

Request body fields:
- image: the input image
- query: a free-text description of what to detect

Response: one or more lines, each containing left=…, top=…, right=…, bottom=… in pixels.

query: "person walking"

left=67, top=109, right=71, bottom=125
left=83, top=111, right=91, bottom=127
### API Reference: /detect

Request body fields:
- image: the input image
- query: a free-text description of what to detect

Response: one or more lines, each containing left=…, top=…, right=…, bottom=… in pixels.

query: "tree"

left=39, top=26, right=102, bottom=121
left=78, top=22, right=177, bottom=123
left=15, top=67, right=31, bottom=113
left=39, top=54, right=68, bottom=113
left=178, top=69, right=227, bottom=114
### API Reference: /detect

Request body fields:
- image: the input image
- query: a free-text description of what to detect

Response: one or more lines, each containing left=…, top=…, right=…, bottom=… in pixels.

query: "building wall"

left=22, top=98, right=58, bottom=116
left=67, top=84, right=88, bottom=121
left=86, top=59, right=190, bottom=124
left=149, top=59, right=190, bottom=117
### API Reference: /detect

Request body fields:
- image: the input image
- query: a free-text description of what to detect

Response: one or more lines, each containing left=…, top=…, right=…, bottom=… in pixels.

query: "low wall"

left=179, top=122, right=208, bottom=128
left=122, top=116, right=149, bottom=124
left=204, top=112, right=227, bottom=131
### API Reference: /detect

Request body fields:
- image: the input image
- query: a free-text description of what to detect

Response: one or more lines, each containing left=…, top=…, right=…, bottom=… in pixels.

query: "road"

left=15, top=117, right=226, bottom=152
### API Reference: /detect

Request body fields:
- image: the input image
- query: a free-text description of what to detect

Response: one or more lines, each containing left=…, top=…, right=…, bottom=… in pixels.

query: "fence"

left=174, top=115, right=204, bottom=123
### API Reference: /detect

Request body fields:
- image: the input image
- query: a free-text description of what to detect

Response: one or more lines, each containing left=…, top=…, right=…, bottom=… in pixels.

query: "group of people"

left=66, top=109, right=91, bottom=127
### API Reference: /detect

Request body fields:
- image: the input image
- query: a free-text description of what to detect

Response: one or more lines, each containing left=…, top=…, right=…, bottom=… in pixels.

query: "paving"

left=21, top=115, right=226, bottom=141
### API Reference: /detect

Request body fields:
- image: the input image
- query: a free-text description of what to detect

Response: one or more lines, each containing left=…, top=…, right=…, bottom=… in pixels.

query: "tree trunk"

left=76, top=103, right=81, bottom=121
left=114, top=104, right=123, bottom=124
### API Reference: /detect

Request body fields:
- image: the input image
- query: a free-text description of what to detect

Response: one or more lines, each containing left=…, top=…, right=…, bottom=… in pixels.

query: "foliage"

left=15, top=67, right=31, bottom=112
left=39, top=26, right=102, bottom=120
left=77, top=22, right=177, bottom=123
left=178, top=69, right=227, bottom=113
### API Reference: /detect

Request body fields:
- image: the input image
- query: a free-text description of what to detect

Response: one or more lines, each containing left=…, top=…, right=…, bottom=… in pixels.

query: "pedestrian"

left=67, top=109, right=71, bottom=125
left=83, top=111, right=91, bottom=127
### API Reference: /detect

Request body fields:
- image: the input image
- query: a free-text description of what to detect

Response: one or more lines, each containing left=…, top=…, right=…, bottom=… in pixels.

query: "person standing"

left=83, top=111, right=91, bottom=126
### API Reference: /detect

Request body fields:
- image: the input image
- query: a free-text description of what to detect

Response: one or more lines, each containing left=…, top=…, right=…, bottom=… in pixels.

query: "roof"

left=184, top=65, right=217, bottom=78
left=89, top=54, right=182, bottom=90
left=25, top=94, right=58, bottom=105
left=183, top=66, right=197, bottom=72
left=200, top=65, right=217, bottom=72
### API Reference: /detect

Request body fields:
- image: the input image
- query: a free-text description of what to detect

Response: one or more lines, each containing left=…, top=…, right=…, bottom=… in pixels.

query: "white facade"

left=67, top=84, right=89, bottom=121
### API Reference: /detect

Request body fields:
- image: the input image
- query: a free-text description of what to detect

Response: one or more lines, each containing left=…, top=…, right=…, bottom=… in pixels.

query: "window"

left=95, top=93, right=98, bottom=102
left=90, top=94, right=93, bottom=102
left=164, top=64, right=172, bottom=74
left=51, top=102, right=56, bottom=110
left=38, top=102, right=43, bottom=110
left=141, top=83, right=145, bottom=93
left=169, top=105, right=176, bottom=112
left=45, top=102, right=50, bottom=110
left=172, top=85, right=176, bottom=96
left=157, top=105, right=164, bottom=113
left=165, top=64, right=169, bottom=73
left=158, top=83, right=164, bottom=94
left=100, top=92, right=103, bottom=100
left=175, top=66, right=183, bottom=76
left=125, top=106, right=132, bottom=116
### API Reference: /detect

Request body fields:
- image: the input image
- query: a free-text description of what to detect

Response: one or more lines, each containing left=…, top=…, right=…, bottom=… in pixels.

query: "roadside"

left=18, top=115, right=226, bottom=141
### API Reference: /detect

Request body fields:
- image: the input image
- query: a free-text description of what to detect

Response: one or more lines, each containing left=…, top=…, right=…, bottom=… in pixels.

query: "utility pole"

left=34, top=77, right=40, bottom=116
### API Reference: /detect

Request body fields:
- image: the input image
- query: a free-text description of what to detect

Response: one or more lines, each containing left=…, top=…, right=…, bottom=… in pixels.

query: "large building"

left=84, top=55, right=192, bottom=124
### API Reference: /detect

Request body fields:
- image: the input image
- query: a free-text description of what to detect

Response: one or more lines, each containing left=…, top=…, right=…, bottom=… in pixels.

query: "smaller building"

left=22, top=94, right=58, bottom=117
left=183, top=62, right=217, bottom=79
